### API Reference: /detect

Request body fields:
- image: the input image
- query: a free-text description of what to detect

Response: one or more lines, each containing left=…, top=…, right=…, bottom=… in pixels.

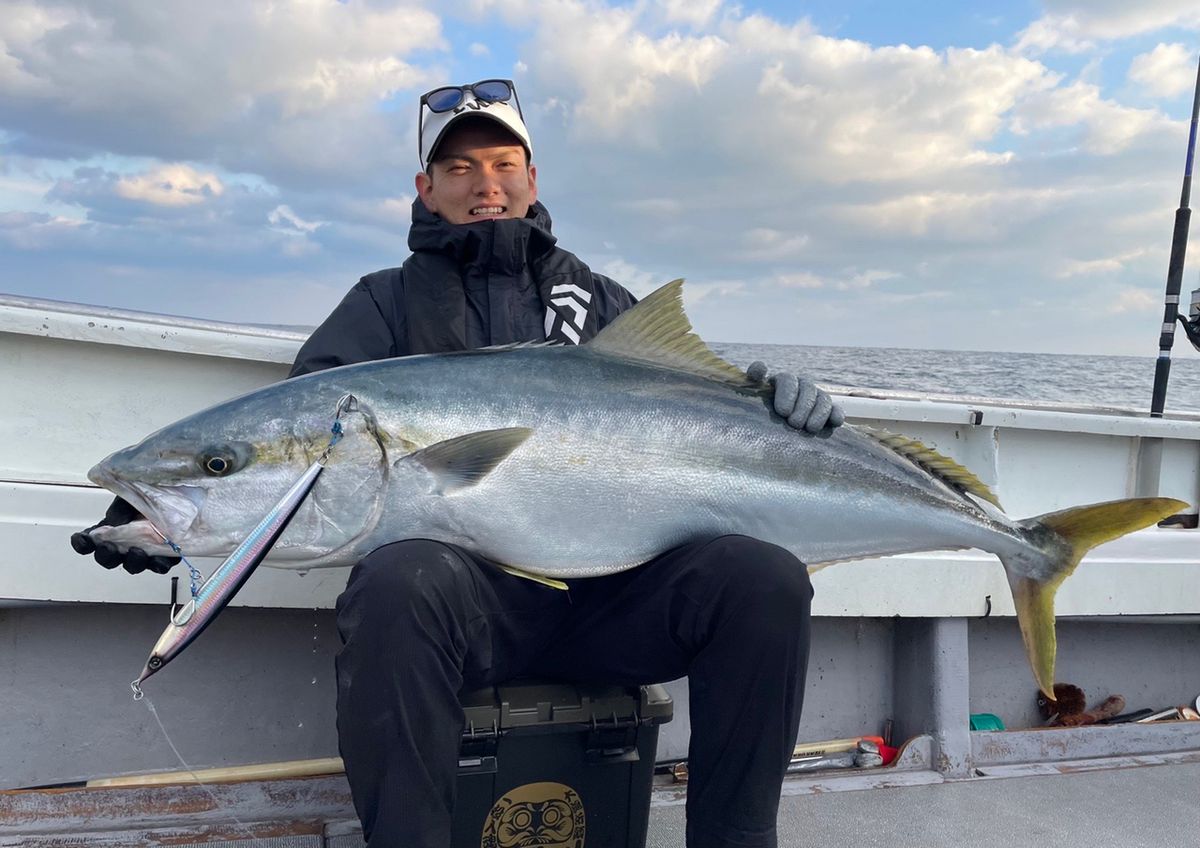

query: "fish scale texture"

left=646, top=763, right=1200, bottom=847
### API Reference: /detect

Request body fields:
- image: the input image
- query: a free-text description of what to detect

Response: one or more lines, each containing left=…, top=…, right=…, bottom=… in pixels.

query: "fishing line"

left=141, top=695, right=270, bottom=847
left=153, top=535, right=204, bottom=603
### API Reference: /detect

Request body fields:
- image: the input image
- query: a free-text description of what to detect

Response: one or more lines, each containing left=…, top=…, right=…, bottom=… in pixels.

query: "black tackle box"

left=453, top=680, right=673, bottom=848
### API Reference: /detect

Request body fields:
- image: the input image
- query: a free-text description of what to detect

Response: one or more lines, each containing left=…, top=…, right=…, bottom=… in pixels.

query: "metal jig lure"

left=131, top=394, right=357, bottom=699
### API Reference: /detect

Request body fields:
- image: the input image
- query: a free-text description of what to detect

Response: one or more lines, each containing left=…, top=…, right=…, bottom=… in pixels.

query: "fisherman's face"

left=415, top=122, right=537, bottom=225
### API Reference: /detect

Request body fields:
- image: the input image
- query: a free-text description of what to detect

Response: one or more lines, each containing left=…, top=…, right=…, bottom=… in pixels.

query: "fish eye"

left=197, top=442, right=255, bottom=477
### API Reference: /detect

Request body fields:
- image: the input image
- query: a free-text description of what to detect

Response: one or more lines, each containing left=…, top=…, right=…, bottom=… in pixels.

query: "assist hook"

left=318, top=393, right=360, bottom=465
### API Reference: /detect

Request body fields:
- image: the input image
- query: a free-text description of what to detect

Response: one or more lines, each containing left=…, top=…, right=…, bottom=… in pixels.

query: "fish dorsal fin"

left=587, top=279, right=754, bottom=388
left=867, top=428, right=1003, bottom=509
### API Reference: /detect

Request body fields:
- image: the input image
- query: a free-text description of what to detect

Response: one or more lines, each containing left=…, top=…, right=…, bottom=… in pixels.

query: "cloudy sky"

left=2, top=0, right=1199, bottom=354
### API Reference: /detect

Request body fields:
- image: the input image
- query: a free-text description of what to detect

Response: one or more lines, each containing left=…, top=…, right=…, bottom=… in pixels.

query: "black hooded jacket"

left=289, top=200, right=636, bottom=377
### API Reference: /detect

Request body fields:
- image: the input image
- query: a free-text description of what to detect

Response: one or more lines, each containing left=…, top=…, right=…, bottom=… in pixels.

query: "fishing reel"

left=1178, top=287, right=1200, bottom=352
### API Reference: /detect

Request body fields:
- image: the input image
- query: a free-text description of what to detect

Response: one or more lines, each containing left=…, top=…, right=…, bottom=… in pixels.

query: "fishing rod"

left=1149, top=52, right=1200, bottom=417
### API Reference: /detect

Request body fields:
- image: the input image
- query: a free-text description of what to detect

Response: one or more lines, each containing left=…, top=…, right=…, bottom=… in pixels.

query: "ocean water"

left=712, top=342, right=1200, bottom=413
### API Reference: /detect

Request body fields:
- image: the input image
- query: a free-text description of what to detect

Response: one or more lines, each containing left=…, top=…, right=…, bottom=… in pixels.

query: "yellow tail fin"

left=1006, top=497, right=1187, bottom=698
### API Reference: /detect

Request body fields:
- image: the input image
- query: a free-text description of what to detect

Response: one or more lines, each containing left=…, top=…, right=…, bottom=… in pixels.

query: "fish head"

left=86, top=385, right=390, bottom=562
left=87, top=400, right=299, bottom=557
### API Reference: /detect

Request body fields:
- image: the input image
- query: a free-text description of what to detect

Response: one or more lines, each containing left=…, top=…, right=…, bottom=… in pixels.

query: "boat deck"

left=3, top=754, right=1197, bottom=846
left=652, top=755, right=1200, bottom=846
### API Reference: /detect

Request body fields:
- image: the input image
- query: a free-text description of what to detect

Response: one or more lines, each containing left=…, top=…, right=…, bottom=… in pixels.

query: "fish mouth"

left=88, top=463, right=206, bottom=543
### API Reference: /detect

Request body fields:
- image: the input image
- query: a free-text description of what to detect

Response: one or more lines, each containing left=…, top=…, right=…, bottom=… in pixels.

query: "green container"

left=454, top=681, right=673, bottom=848
left=969, top=712, right=1005, bottom=731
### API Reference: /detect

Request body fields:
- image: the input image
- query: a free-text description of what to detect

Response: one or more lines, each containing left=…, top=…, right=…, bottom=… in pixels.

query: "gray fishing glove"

left=747, top=361, right=845, bottom=433
left=70, top=497, right=180, bottom=575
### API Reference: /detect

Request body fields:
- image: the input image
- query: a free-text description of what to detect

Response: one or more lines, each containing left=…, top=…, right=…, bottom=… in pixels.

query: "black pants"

left=334, top=535, right=813, bottom=848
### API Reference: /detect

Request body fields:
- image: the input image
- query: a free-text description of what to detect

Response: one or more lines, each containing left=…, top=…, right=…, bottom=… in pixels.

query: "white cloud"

left=377, top=195, right=416, bottom=225
left=0, top=3, right=77, bottom=96
left=874, top=289, right=950, bottom=304
left=770, top=268, right=899, bottom=291
left=591, top=258, right=740, bottom=306
left=657, top=0, right=723, bottom=28
left=620, top=197, right=684, bottom=217
left=596, top=256, right=663, bottom=297
left=1051, top=1, right=1200, bottom=38
left=482, top=0, right=729, bottom=145
left=473, top=1, right=1074, bottom=200
left=1017, top=2, right=1200, bottom=53
left=730, top=14, right=817, bottom=52
left=835, top=187, right=1076, bottom=240
left=0, top=1, right=442, bottom=187
left=469, top=42, right=490, bottom=57
left=114, top=164, right=224, bottom=207
left=1129, top=43, right=1196, bottom=98
left=0, top=166, right=79, bottom=218
left=741, top=228, right=810, bottom=260
left=684, top=278, right=746, bottom=303
left=1011, top=81, right=1166, bottom=154
left=1057, top=247, right=1148, bottom=278
left=836, top=269, right=900, bottom=291
left=282, top=56, right=417, bottom=119
left=0, top=171, right=50, bottom=196
left=1107, top=287, right=1159, bottom=314
left=509, top=3, right=1056, bottom=180
left=268, top=204, right=323, bottom=233
left=1013, top=15, right=1095, bottom=55
left=0, top=210, right=83, bottom=249
left=718, top=31, right=1052, bottom=180
left=774, top=272, right=824, bottom=289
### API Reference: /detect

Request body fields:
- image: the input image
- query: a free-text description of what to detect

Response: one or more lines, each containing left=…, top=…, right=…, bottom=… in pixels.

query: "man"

left=74, top=79, right=843, bottom=847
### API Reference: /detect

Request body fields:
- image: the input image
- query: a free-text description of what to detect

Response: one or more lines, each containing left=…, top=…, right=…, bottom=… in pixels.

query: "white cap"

left=420, top=95, right=533, bottom=169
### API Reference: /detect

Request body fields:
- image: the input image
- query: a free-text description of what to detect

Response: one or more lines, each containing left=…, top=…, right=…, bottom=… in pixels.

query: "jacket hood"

left=408, top=198, right=558, bottom=273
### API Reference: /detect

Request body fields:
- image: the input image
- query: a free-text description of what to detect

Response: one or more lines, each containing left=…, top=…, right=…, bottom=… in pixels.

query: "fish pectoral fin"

left=586, top=279, right=756, bottom=389
left=399, top=427, right=534, bottom=495
left=497, top=563, right=569, bottom=591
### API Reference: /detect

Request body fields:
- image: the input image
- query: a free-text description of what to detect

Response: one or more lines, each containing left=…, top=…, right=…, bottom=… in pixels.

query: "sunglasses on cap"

left=418, top=79, right=526, bottom=166
left=420, top=79, right=523, bottom=115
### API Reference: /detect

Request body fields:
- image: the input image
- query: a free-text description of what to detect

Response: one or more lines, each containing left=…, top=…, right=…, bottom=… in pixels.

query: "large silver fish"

left=86, top=281, right=1184, bottom=695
